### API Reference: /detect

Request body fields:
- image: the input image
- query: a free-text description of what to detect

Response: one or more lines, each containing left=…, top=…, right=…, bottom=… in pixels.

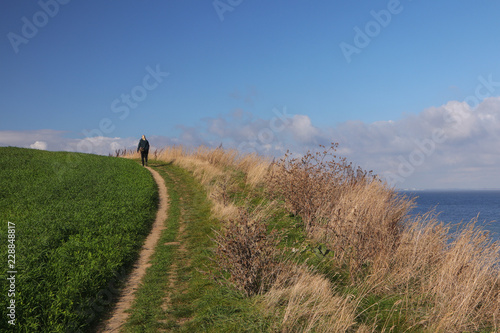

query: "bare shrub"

left=267, top=144, right=350, bottom=230
left=267, top=143, right=414, bottom=279
left=210, top=173, right=237, bottom=207
left=113, top=148, right=136, bottom=157
left=214, top=209, right=282, bottom=296
left=267, top=144, right=378, bottom=229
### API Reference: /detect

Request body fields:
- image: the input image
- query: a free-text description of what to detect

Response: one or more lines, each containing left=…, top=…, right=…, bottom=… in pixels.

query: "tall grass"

left=125, top=144, right=500, bottom=331
left=150, top=145, right=269, bottom=187
left=266, top=143, right=500, bottom=331
left=261, top=265, right=357, bottom=332
left=384, top=215, right=500, bottom=331
left=125, top=145, right=269, bottom=221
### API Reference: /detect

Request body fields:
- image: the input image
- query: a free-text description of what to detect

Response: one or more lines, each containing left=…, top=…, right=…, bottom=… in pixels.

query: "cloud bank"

left=0, top=129, right=138, bottom=156
left=331, top=99, right=500, bottom=189
left=1, top=98, right=500, bottom=189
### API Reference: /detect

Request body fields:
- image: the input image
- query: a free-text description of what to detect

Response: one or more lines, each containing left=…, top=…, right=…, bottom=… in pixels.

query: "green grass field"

left=2, top=146, right=498, bottom=332
left=0, top=147, right=158, bottom=332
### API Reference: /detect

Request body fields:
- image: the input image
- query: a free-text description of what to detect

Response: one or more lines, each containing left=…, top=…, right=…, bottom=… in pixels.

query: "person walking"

left=137, top=135, right=150, bottom=166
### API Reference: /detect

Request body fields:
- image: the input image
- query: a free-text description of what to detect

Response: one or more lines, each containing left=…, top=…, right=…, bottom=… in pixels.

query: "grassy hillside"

left=123, top=145, right=500, bottom=332
left=2, top=145, right=498, bottom=332
left=0, top=147, right=158, bottom=332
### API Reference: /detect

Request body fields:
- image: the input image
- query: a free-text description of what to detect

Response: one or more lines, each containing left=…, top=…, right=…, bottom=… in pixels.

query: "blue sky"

left=1, top=0, right=500, bottom=189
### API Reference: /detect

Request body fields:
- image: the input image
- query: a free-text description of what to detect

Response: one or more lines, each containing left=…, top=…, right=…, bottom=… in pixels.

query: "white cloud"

left=30, top=141, right=47, bottom=150
left=0, top=129, right=66, bottom=150
left=327, top=98, right=500, bottom=189
left=288, top=115, right=320, bottom=144
left=65, top=136, right=139, bottom=155
left=0, top=130, right=140, bottom=156
left=2, top=98, right=500, bottom=189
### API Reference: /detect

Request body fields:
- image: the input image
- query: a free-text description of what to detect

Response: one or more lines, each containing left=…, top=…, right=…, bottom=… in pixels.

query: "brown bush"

left=210, top=173, right=237, bottom=207
left=214, top=209, right=282, bottom=296
left=267, top=143, right=414, bottom=279
left=267, top=143, right=358, bottom=230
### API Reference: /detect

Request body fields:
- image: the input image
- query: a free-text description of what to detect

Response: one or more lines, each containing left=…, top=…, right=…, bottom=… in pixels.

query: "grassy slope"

left=123, top=159, right=328, bottom=332
left=0, top=148, right=158, bottom=332
left=121, top=148, right=496, bottom=332
left=124, top=162, right=267, bottom=332
left=4, top=146, right=497, bottom=332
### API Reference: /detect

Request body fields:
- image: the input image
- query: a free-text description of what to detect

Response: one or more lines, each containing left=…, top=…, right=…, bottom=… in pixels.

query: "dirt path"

left=97, top=166, right=168, bottom=332
left=158, top=176, right=191, bottom=328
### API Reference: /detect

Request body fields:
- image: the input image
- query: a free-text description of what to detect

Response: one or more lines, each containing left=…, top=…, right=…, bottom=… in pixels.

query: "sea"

left=400, top=190, right=500, bottom=241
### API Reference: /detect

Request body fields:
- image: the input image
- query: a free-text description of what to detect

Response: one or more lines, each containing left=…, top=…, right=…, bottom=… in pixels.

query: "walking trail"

left=97, top=166, right=168, bottom=332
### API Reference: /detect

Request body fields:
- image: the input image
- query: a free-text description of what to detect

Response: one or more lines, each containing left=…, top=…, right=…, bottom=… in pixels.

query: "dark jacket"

left=137, top=139, right=150, bottom=153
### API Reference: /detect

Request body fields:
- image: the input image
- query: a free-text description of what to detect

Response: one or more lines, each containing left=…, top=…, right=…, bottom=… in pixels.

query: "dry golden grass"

left=422, top=221, right=500, bottom=331
left=261, top=265, right=357, bottom=332
left=155, top=145, right=189, bottom=163
left=210, top=200, right=240, bottom=221
left=368, top=211, right=449, bottom=291
left=364, top=212, right=500, bottom=331
left=139, top=145, right=270, bottom=188
left=236, top=153, right=272, bottom=187
left=125, top=145, right=272, bottom=222
left=312, top=180, right=414, bottom=280
left=123, top=144, right=500, bottom=331
left=267, top=144, right=500, bottom=330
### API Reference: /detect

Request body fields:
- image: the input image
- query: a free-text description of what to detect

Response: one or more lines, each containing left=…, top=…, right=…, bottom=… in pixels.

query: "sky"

left=1, top=0, right=500, bottom=189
